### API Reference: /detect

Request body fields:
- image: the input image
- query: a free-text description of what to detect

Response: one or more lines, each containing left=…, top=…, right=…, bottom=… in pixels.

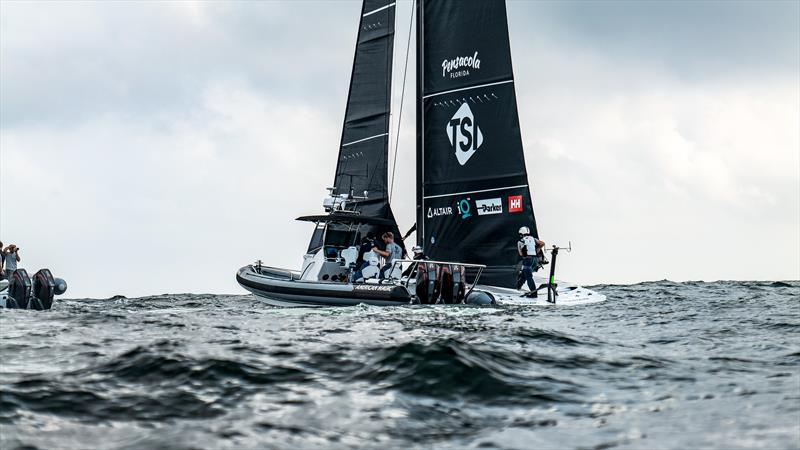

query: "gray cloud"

left=509, top=0, right=799, bottom=80
left=0, top=1, right=359, bottom=127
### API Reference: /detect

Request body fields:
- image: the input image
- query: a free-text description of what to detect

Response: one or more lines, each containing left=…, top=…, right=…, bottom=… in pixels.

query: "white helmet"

left=518, top=226, right=530, bottom=235
left=412, top=245, right=424, bottom=254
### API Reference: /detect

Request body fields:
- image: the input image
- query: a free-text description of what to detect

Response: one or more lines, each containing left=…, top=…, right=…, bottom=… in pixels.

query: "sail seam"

left=423, top=184, right=529, bottom=199
left=363, top=2, right=396, bottom=17
left=423, top=79, right=514, bottom=99
left=341, top=133, right=389, bottom=147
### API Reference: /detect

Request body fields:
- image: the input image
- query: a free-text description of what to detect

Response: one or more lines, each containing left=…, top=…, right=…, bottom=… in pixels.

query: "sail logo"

left=475, top=198, right=502, bottom=216
left=447, top=103, right=484, bottom=166
left=508, top=195, right=523, bottom=213
left=442, top=51, right=481, bottom=79
left=427, top=206, right=453, bottom=219
left=457, top=198, right=472, bottom=219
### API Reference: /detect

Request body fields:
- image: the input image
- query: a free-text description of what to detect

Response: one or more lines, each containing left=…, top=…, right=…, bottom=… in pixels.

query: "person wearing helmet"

left=402, top=245, right=427, bottom=278
left=516, top=227, right=545, bottom=297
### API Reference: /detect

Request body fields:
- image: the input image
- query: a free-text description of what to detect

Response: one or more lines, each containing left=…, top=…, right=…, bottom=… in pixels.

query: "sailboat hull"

left=478, top=281, right=607, bottom=306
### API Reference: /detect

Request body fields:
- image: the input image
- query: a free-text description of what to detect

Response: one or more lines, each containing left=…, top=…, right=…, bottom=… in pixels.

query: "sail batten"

left=423, top=79, right=514, bottom=99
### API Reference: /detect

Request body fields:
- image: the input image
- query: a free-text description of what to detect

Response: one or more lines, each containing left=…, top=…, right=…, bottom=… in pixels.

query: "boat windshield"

left=307, top=223, right=325, bottom=253
left=324, top=223, right=359, bottom=249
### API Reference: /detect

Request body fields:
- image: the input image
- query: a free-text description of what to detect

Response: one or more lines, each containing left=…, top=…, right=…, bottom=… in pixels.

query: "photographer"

left=3, top=244, right=21, bottom=279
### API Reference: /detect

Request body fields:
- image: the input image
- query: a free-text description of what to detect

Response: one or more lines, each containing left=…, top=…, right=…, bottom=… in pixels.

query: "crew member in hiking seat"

left=516, top=227, right=545, bottom=297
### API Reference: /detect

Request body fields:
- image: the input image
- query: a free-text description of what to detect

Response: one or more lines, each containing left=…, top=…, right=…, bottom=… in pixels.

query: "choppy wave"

left=1, top=281, right=798, bottom=449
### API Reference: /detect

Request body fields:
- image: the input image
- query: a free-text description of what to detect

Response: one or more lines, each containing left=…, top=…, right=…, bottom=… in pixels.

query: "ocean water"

left=1, top=281, right=798, bottom=450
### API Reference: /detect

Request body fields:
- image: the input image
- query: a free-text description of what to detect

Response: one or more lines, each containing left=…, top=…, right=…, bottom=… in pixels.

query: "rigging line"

left=389, top=1, right=414, bottom=202
left=387, top=0, right=398, bottom=194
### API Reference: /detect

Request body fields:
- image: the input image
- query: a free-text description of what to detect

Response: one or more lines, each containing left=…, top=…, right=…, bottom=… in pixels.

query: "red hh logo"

left=508, top=195, right=523, bottom=213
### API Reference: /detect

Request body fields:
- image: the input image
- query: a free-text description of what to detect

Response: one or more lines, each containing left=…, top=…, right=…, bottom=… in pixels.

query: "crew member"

left=352, top=233, right=377, bottom=282
left=402, top=245, right=427, bottom=277
left=516, top=227, right=544, bottom=297
left=3, top=244, right=21, bottom=279
left=375, top=232, right=403, bottom=279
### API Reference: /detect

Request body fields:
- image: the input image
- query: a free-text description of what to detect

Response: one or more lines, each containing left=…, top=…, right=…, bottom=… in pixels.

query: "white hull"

left=479, top=277, right=606, bottom=306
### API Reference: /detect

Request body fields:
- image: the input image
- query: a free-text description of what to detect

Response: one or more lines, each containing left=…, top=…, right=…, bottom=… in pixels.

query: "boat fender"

left=54, top=278, right=68, bottom=296
left=8, top=269, right=32, bottom=309
left=465, top=290, right=495, bottom=306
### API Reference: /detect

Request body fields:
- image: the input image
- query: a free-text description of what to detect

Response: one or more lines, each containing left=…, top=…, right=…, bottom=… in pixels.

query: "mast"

left=415, top=0, right=538, bottom=287
left=415, top=0, right=424, bottom=246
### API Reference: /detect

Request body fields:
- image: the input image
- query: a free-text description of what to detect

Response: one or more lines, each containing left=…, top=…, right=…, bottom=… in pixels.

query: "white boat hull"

left=479, top=277, right=606, bottom=306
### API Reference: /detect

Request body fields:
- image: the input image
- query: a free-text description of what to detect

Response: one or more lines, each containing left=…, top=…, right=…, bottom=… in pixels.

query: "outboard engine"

left=31, top=269, right=57, bottom=310
left=415, top=262, right=441, bottom=304
left=453, top=264, right=466, bottom=303
left=414, top=262, right=429, bottom=304
left=431, top=263, right=443, bottom=303
left=8, top=269, right=32, bottom=309
left=439, top=264, right=467, bottom=304
left=2, top=269, right=67, bottom=310
left=439, top=265, right=455, bottom=304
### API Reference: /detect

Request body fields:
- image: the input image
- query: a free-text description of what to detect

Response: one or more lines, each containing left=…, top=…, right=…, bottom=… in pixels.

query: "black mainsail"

left=332, top=0, right=400, bottom=230
left=415, top=0, right=538, bottom=287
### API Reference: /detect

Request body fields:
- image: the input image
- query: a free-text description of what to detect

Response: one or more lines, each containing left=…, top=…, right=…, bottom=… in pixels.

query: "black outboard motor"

left=440, top=265, right=454, bottom=304
left=415, top=262, right=441, bottom=304
left=415, top=262, right=429, bottom=304
left=31, top=269, right=57, bottom=310
left=8, top=269, right=32, bottom=309
left=453, top=264, right=466, bottom=303
left=439, top=264, right=467, bottom=304
left=4, top=268, right=66, bottom=310
left=428, top=262, right=442, bottom=304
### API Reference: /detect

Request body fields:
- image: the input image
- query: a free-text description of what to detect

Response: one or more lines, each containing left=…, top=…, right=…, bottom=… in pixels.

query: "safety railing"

left=387, top=259, right=486, bottom=298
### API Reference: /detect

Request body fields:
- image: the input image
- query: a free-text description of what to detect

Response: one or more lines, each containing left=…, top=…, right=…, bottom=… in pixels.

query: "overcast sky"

left=1, top=0, right=798, bottom=298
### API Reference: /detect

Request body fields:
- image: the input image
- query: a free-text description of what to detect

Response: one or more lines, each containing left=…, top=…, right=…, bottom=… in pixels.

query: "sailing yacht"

left=236, top=0, right=606, bottom=307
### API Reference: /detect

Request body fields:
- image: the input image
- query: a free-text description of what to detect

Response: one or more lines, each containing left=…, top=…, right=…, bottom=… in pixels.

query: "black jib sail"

left=333, top=0, right=396, bottom=215
left=330, top=0, right=404, bottom=241
left=415, top=0, right=538, bottom=287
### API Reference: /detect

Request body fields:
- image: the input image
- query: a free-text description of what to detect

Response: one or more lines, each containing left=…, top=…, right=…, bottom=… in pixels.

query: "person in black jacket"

left=402, top=246, right=427, bottom=278
left=352, top=233, right=377, bottom=282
